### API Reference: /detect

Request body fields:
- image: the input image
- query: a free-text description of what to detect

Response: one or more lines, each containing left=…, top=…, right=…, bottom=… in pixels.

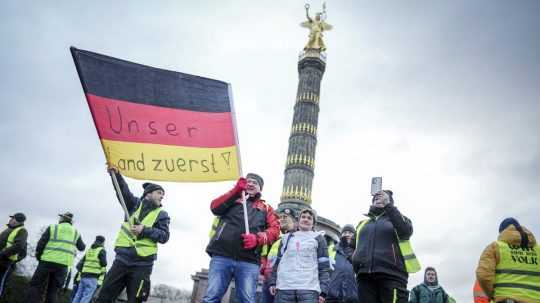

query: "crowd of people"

left=1, top=172, right=539, bottom=303
left=0, top=166, right=170, bottom=303
left=200, top=175, right=539, bottom=303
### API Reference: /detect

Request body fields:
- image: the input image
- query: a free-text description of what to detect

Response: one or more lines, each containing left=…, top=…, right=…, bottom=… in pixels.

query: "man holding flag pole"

left=203, top=173, right=280, bottom=303
left=95, top=166, right=170, bottom=303
left=70, top=46, right=264, bottom=302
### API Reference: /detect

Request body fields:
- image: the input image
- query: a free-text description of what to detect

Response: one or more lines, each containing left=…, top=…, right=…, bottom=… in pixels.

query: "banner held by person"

left=70, top=47, right=241, bottom=182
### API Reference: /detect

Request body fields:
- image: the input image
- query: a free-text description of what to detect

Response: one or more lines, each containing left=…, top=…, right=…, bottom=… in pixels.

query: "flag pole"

left=228, top=84, right=250, bottom=234
left=109, top=170, right=132, bottom=226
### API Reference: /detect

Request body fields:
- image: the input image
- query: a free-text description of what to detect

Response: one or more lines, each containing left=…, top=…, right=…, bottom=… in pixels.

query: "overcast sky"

left=2, top=1, right=539, bottom=301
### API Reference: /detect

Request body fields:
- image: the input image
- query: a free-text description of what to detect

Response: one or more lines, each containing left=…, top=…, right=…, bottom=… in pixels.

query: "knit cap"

left=246, top=173, right=264, bottom=190
left=142, top=182, right=164, bottom=197
left=341, top=224, right=356, bottom=235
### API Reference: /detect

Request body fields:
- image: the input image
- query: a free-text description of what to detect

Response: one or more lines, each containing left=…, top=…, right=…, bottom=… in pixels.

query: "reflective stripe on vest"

left=328, top=243, right=336, bottom=260
left=114, top=203, right=161, bottom=257
left=98, top=267, right=106, bottom=286
left=41, top=223, right=79, bottom=267
left=82, top=247, right=103, bottom=274
left=268, top=238, right=281, bottom=258
left=328, top=242, right=336, bottom=269
left=5, top=226, right=23, bottom=261
left=263, top=231, right=284, bottom=257
left=494, top=240, right=540, bottom=302
left=264, top=238, right=283, bottom=268
left=355, top=218, right=421, bottom=273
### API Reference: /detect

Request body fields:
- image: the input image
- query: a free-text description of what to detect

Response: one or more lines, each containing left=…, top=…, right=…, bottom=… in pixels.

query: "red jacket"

left=206, top=186, right=280, bottom=264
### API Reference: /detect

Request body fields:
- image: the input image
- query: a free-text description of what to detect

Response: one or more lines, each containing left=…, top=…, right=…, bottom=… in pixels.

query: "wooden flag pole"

left=228, top=84, right=250, bottom=234
left=109, top=170, right=132, bottom=226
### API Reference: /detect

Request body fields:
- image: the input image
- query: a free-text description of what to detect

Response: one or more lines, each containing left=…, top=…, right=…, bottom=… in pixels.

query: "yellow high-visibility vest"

left=98, top=267, right=106, bottom=286
left=4, top=226, right=24, bottom=261
left=115, top=203, right=162, bottom=257
left=494, top=240, right=540, bottom=302
left=81, top=247, right=103, bottom=274
left=355, top=218, right=421, bottom=273
left=41, top=223, right=80, bottom=267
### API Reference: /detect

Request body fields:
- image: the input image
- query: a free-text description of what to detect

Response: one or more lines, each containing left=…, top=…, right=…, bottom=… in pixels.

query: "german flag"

left=70, top=47, right=241, bottom=182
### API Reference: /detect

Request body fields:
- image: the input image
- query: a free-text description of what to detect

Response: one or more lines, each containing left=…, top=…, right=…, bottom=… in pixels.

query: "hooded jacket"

left=476, top=224, right=538, bottom=303
left=351, top=203, right=413, bottom=283
left=409, top=267, right=454, bottom=303
left=409, top=283, right=453, bottom=303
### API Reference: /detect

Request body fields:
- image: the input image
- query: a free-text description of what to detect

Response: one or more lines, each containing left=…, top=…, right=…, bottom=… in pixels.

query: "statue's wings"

left=300, top=21, right=312, bottom=28
left=322, top=22, right=333, bottom=31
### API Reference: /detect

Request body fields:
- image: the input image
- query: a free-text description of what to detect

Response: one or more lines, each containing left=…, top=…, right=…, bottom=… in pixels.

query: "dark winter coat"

left=206, top=187, right=280, bottom=264
left=113, top=172, right=170, bottom=267
left=0, top=223, right=28, bottom=266
left=326, top=241, right=359, bottom=303
left=351, top=204, right=413, bottom=283
left=409, top=284, right=451, bottom=303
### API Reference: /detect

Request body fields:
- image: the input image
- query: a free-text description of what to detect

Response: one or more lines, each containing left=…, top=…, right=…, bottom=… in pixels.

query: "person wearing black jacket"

left=352, top=190, right=413, bottom=303
left=326, top=224, right=359, bottom=303
left=202, top=174, right=280, bottom=303
left=0, top=212, right=28, bottom=297
left=96, top=167, right=170, bottom=303
left=72, top=235, right=107, bottom=303
left=28, top=212, right=86, bottom=303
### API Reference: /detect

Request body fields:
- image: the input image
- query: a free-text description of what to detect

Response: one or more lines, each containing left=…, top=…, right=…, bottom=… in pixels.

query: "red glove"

left=241, top=233, right=257, bottom=250
left=234, top=177, right=248, bottom=192
left=259, top=257, right=268, bottom=276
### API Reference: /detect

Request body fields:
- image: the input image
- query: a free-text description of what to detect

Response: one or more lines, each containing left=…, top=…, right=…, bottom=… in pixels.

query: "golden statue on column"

left=301, top=3, right=333, bottom=51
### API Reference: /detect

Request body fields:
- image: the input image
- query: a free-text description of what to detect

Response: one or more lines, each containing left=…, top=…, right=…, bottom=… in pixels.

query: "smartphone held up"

left=371, top=177, right=382, bottom=196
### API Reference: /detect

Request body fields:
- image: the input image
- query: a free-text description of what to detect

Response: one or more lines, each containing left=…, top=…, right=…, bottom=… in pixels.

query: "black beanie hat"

left=341, top=224, right=356, bottom=235
left=142, top=182, right=164, bottom=197
left=246, top=173, right=264, bottom=190
left=95, top=235, right=105, bottom=243
left=371, top=190, right=394, bottom=205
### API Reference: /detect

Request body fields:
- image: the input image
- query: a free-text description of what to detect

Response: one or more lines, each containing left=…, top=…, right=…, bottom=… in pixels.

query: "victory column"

left=279, top=3, right=340, bottom=241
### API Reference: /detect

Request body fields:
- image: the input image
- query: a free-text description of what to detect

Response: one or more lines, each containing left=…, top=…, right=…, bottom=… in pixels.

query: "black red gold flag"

left=71, top=47, right=241, bottom=182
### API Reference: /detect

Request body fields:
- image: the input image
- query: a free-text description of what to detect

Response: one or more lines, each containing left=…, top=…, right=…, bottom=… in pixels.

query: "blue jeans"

left=275, top=289, right=319, bottom=303
left=202, top=255, right=260, bottom=303
left=72, top=277, right=98, bottom=303
left=261, top=280, right=274, bottom=303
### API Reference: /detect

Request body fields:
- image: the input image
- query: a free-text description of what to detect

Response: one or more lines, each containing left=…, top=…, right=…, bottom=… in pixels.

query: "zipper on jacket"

left=391, top=243, right=397, bottom=264
left=368, top=216, right=378, bottom=273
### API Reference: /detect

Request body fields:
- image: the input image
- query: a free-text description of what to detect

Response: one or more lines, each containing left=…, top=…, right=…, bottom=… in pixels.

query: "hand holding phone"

left=371, top=177, right=382, bottom=196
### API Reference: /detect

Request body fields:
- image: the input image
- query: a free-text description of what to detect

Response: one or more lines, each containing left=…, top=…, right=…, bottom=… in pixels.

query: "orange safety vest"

left=474, top=280, right=491, bottom=303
